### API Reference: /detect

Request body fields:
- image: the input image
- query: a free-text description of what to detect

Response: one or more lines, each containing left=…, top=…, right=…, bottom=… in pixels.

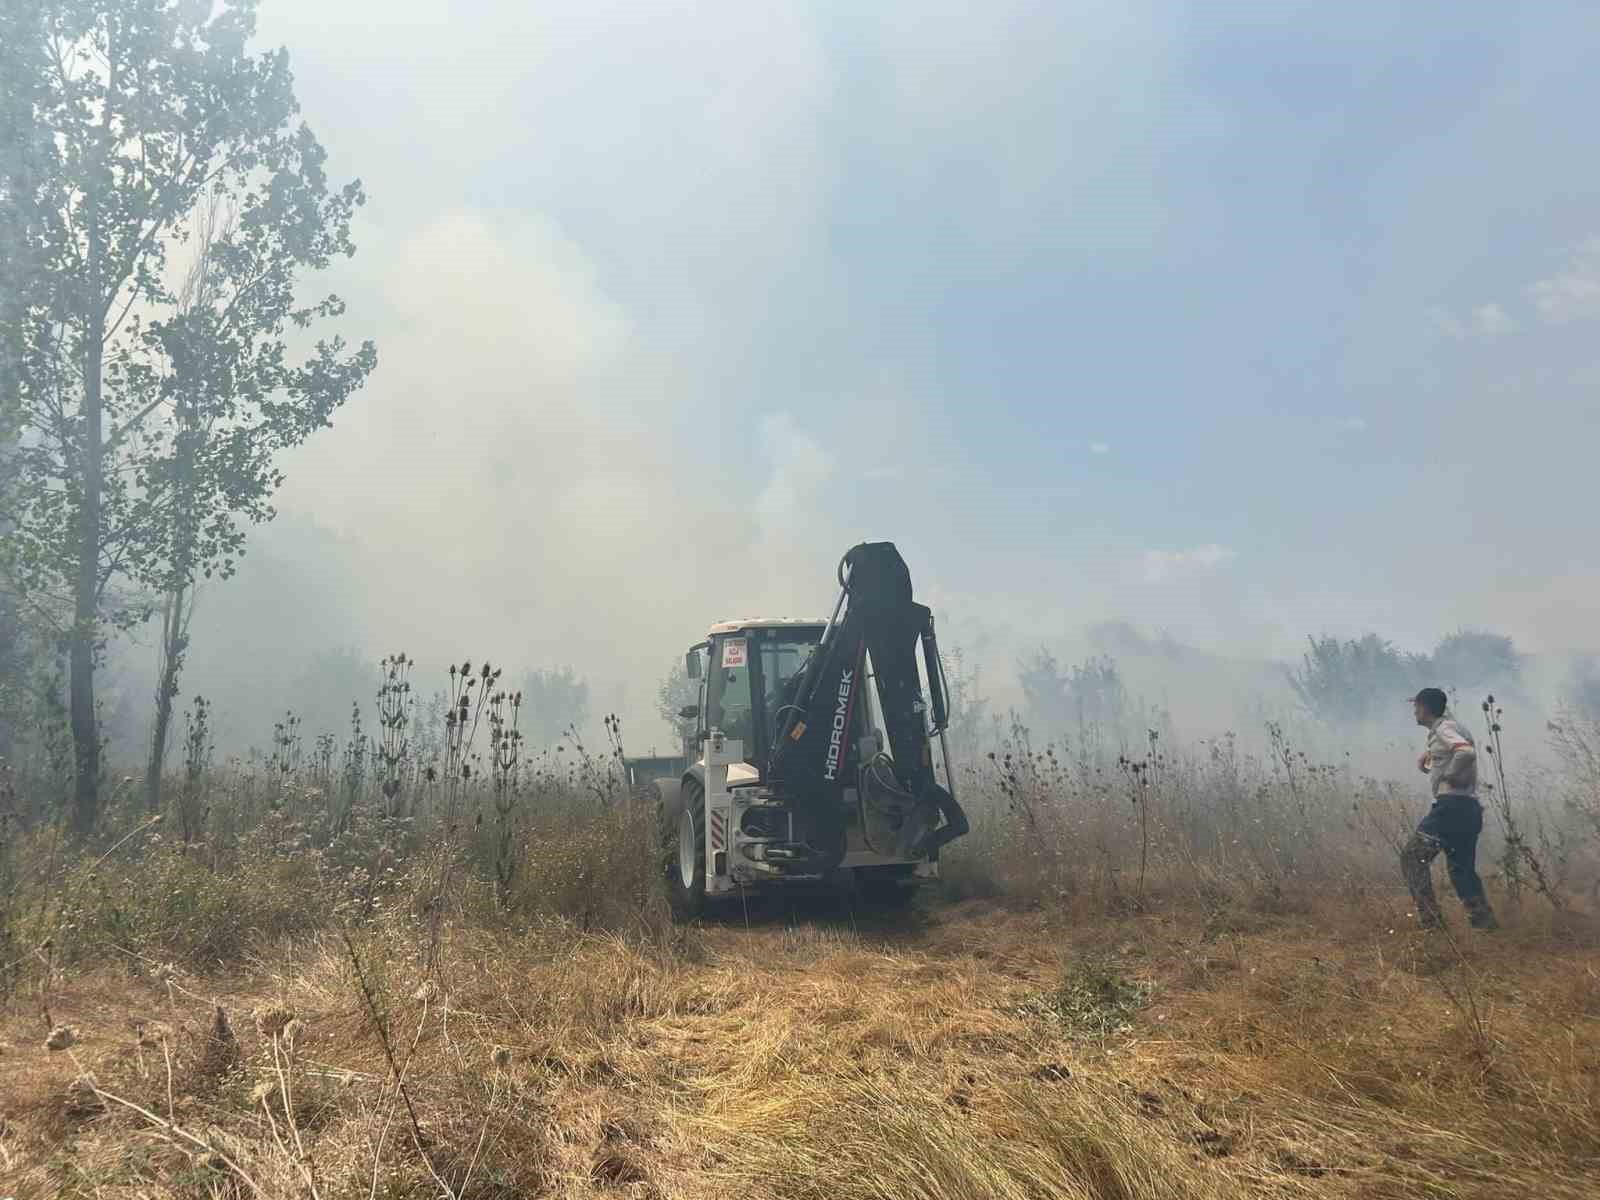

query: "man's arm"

left=1435, top=722, right=1476, bottom=788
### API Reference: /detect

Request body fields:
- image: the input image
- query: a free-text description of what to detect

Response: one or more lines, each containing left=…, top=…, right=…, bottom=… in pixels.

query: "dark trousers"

left=920, top=783, right=969, bottom=861
left=1403, top=795, right=1496, bottom=928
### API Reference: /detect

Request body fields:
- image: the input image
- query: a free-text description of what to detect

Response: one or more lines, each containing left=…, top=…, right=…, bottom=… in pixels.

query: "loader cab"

left=685, top=619, right=860, bottom=772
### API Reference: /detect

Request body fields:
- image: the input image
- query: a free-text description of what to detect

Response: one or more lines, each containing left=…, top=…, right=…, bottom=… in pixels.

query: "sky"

left=141, top=0, right=1600, bottom=750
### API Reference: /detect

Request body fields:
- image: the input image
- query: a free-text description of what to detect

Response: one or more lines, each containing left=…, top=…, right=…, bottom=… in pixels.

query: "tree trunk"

left=70, top=30, right=120, bottom=836
left=144, top=584, right=187, bottom=812
left=70, top=299, right=104, bottom=834
left=145, top=317, right=201, bottom=813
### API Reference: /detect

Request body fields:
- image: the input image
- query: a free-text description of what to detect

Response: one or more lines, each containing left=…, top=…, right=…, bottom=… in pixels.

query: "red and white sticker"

left=721, top=638, right=747, bottom=668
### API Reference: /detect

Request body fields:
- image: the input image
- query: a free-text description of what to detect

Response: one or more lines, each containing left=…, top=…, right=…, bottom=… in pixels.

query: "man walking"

left=1404, top=687, right=1497, bottom=930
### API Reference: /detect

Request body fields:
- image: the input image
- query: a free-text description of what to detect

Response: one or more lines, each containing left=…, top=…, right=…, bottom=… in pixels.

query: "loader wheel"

left=660, top=781, right=706, bottom=922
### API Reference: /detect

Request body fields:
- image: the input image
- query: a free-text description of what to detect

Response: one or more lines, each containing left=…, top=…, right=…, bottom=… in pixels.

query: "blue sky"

left=201, top=0, right=1600, bottom=741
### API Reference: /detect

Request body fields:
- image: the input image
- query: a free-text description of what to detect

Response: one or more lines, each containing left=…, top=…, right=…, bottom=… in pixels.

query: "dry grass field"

left=4, top=883, right=1597, bottom=1200
left=5, top=688, right=1599, bottom=1198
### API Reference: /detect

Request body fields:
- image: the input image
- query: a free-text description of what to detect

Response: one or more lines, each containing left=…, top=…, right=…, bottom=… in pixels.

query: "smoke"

left=60, top=1, right=1600, bottom=775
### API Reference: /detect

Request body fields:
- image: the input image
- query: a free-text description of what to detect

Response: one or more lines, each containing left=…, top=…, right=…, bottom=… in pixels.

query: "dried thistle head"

left=253, top=1003, right=294, bottom=1040
left=249, top=1079, right=276, bottom=1106
left=139, top=1022, right=175, bottom=1049
left=46, top=1025, right=77, bottom=1052
left=210, top=1005, right=236, bottom=1045
left=283, top=1018, right=306, bottom=1051
left=156, top=962, right=177, bottom=983
left=412, top=979, right=439, bottom=1004
left=66, top=1073, right=103, bottom=1115
left=491, top=1044, right=512, bottom=1070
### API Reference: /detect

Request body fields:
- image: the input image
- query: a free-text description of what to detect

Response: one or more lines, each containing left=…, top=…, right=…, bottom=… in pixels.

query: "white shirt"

left=1424, top=714, right=1478, bottom=800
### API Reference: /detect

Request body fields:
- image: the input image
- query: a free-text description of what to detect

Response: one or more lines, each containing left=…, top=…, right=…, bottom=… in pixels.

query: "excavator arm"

left=766, top=542, right=968, bottom=871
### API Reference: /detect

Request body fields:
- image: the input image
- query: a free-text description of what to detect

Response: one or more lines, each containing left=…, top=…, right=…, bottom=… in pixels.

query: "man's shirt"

left=1425, top=714, right=1478, bottom=800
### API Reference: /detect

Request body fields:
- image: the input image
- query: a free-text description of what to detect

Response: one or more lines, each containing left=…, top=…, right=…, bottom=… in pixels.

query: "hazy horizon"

left=71, top=1, right=1600, bottom=761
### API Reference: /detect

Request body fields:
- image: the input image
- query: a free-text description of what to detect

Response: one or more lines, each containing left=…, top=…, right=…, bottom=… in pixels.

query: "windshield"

left=704, top=628, right=824, bottom=763
left=761, top=635, right=820, bottom=728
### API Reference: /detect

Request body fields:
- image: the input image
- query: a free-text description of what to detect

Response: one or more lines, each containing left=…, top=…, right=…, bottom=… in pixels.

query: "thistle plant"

left=1480, top=695, right=1562, bottom=909
left=604, top=712, right=629, bottom=797
left=489, top=688, right=524, bottom=906
left=1116, top=728, right=1160, bottom=905
left=178, top=696, right=213, bottom=845
left=376, top=654, right=414, bottom=820
left=268, top=712, right=302, bottom=810
left=567, top=717, right=625, bottom=808
left=338, top=702, right=367, bottom=834
left=312, top=732, right=337, bottom=789
left=442, top=661, right=497, bottom=833
left=425, top=660, right=498, bottom=970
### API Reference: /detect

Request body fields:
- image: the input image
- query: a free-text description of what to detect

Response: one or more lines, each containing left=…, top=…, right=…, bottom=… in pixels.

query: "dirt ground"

left=3, top=889, right=1598, bottom=1199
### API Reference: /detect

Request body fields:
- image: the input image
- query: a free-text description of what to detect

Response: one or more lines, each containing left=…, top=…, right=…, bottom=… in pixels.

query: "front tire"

left=660, top=781, right=706, bottom=922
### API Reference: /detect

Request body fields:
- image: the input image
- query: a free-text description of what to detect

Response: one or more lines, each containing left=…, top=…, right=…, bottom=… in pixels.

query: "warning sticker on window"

left=721, top=638, right=747, bottom=669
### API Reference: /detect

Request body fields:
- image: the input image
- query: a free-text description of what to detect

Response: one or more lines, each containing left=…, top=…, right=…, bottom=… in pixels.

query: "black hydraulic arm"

left=768, top=542, right=967, bottom=860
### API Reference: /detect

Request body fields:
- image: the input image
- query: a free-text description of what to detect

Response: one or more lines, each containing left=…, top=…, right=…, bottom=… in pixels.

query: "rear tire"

left=660, top=780, right=706, bottom=922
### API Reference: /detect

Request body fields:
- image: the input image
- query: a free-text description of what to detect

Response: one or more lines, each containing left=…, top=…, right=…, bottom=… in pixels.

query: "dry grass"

left=3, top=886, right=1597, bottom=1199
left=5, top=687, right=1598, bottom=1196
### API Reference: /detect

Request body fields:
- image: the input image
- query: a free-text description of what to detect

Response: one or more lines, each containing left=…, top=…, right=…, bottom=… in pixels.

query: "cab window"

left=706, top=636, right=754, bottom=748
left=759, top=637, right=816, bottom=726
